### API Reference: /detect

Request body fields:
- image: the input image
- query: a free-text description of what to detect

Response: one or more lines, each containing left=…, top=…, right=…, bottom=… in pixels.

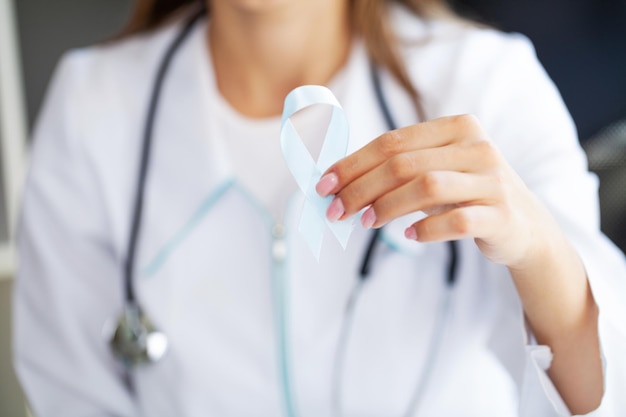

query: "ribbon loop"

left=280, top=85, right=355, bottom=260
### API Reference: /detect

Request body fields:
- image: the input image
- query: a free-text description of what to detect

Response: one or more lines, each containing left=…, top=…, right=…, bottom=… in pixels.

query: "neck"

left=208, top=0, right=351, bottom=118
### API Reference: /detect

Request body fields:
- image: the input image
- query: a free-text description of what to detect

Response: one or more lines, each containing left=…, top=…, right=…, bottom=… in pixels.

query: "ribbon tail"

left=299, top=201, right=324, bottom=261
left=327, top=217, right=354, bottom=249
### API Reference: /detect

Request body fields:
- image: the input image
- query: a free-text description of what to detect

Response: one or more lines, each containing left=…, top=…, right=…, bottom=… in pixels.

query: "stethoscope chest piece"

left=107, top=303, right=168, bottom=367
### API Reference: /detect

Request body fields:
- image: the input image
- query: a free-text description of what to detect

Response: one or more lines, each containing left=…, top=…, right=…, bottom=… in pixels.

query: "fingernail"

left=404, top=227, right=417, bottom=240
left=361, top=207, right=377, bottom=229
left=326, top=197, right=345, bottom=222
left=316, top=173, right=338, bottom=197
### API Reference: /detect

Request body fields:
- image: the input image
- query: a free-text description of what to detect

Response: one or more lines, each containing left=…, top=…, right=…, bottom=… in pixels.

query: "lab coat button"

left=272, top=224, right=287, bottom=261
left=273, top=239, right=287, bottom=261
left=272, top=223, right=286, bottom=238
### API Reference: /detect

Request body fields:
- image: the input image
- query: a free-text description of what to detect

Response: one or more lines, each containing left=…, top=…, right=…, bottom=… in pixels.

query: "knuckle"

left=491, top=168, right=508, bottom=191
left=332, top=161, right=353, bottom=185
left=463, top=113, right=481, bottom=127
left=451, top=210, right=472, bottom=235
left=388, top=153, right=415, bottom=180
left=340, top=186, right=362, bottom=212
left=475, top=138, right=495, bottom=153
left=449, top=114, right=486, bottom=141
left=379, top=129, right=405, bottom=157
left=472, top=140, right=500, bottom=164
left=490, top=168, right=514, bottom=204
left=371, top=199, right=390, bottom=225
left=450, top=114, right=479, bottom=130
left=419, top=172, right=442, bottom=198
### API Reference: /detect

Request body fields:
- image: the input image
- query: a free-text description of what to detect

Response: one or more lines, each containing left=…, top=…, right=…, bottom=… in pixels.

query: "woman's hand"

left=316, top=114, right=603, bottom=414
left=316, top=114, right=557, bottom=270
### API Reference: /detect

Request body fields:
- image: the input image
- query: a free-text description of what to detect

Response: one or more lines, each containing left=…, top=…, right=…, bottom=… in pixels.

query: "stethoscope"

left=107, top=8, right=459, bottom=417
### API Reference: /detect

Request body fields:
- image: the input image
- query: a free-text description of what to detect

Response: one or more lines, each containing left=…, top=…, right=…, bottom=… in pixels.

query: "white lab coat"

left=14, top=5, right=626, bottom=417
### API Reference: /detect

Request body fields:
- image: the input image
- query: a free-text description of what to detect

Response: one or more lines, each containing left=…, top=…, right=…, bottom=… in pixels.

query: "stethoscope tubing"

left=124, top=8, right=207, bottom=304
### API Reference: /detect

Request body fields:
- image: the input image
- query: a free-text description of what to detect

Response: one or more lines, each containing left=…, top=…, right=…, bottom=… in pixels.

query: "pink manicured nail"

left=404, top=227, right=417, bottom=240
left=361, top=207, right=377, bottom=229
left=316, top=173, right=338, bottom=197
left=326, top=197, right=345, bottom=222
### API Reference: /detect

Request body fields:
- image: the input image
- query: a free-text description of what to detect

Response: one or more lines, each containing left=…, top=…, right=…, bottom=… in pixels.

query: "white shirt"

left=212, top=60, right=346, bottom=222
left=14, top=5, right=626, bottom=417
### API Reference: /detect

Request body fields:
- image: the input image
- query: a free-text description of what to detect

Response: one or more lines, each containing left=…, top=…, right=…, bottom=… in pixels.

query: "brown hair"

left=120, top=0, right=451, bottom=120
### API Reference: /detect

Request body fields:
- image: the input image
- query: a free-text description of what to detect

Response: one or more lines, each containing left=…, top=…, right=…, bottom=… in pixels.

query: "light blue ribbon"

left=280, top=85, right=355, bottom=260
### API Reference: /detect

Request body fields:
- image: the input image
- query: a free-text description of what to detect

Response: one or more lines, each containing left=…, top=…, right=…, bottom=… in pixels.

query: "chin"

left=211, top=0, right=294, bottom=13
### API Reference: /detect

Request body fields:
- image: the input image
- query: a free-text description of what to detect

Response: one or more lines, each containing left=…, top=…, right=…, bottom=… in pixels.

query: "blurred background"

left=0, top=0, right=625, bottom=415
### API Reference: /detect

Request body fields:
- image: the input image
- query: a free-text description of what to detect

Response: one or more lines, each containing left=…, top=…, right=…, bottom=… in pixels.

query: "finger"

left=334, top=138, right=505, bottom=220
left=404, top=205, right=502, bottom=243
left=317, top=114, right=486, bottom=197
left=335, top=141, right=502, bottom=217
left=361, top=171, right=500, bottom=228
